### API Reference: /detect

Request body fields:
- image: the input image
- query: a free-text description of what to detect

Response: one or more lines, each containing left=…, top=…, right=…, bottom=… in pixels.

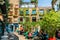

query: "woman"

left=20, top=25, right=24, bottom=35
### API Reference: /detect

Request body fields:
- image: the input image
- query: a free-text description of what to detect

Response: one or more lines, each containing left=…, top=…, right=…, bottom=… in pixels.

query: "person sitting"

left=28, top=31, right=33, bottom=39
left=43, top=31, right=49, bottom=40
left=20, top=25, right=24, bottom=35
left=55, top=29, right=60, bottom=40
left=37, top=29, right=44, bottom=40
left=32, top=30, right=38, bottom=37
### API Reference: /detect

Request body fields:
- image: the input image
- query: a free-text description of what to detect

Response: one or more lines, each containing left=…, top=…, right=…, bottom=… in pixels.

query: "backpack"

left=28, top=33, right=32, bottom=37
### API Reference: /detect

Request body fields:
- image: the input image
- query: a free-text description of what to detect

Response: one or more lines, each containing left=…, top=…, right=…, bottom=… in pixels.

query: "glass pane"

left=22, top=0, right=30, bottom=2
left=32, top=10, right=36, bottom=14
left=39, top=10, right=44, bottom=14
left=26, top=10, right=29, bottom=14
left=32, top=17, right=36, bottom=22
left=20, top=11, right=23, bottom=14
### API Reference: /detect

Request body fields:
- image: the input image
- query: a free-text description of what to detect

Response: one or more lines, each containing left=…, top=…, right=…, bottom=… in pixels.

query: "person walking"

left=20, top=25, right=24, bottom=35
left=37, top=29, right=44, bottom=40
left=55, top=29, right=60, bottom=40
left=0, top=19, right=5, bottom=36
left=0, top=0, right=7, bottom=36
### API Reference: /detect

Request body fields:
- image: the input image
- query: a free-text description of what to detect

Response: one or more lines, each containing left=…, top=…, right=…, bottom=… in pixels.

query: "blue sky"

left=23, top=0, right=52, bottom=7
left=38, top=0, right=52, bottom=7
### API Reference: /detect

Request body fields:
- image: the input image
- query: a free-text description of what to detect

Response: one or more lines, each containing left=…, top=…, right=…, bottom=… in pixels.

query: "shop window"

left=32, top=17, right=36, bottom=22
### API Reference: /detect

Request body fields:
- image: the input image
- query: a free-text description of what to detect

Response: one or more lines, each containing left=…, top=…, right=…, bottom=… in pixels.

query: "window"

left=20, top=10, right=23, bottom=14
left=32, top=10, right=36, bottom=14
left=39, top=9, right=44, bottom=14
left=26, top=17, right=29, bottom=21
left=22, top=0, right=30, bottom=2
left=32, top=17, right=36, bottom=22
left=20, top=17, right=23, bottom=22
left=47, top=9, right=51, bottom=12
left=40, top=16, right=43, bottom=20
left=26, top=10, right=29, bottom=14
left=20, top=10, right=23, bottom=16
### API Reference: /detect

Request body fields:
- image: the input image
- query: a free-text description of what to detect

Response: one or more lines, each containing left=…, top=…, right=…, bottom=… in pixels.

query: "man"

left=0, top=19, right=5, bottom=36
left=0, top=0, right=7, bottom=36
left=55, top=29, right=60, bottom=40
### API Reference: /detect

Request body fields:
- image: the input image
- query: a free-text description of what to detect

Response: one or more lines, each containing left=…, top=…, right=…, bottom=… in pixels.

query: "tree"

left=31, top=0, right=38, bottom=7
left=51, top=0, right=57, bottom=10
left=5, top=0, right=10, bottom=13
left=39, top=10, right=60, bottom=37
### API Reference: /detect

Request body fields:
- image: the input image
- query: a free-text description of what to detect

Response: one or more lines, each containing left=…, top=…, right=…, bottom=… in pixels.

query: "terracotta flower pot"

left=48, top=37, right=56, bottom=40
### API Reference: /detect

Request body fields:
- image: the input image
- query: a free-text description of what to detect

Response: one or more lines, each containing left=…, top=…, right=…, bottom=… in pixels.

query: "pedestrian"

left=37, top=29, right=44, bottom=40
left=43, top=31, right=49, bottom=40
left=11, top=25, right=13, bottom=32
left=55, top=29, right=60, bottom=40
left=0, top=0, right=7, bottom=36
left=20, top=25, right=24, bottom=35
left=28, top=31, right=33, bottom=40
left=0, top=19, right=5, bottom=36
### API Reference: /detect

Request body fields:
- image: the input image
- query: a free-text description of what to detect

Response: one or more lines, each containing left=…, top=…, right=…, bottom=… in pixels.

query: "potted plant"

left=39, top=10, right=60, bottom=40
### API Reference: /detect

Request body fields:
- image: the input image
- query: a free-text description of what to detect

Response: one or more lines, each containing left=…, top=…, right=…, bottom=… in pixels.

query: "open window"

left=32, top=17, right=36, bottom=22
left=20, top=17, right=23, bottom=22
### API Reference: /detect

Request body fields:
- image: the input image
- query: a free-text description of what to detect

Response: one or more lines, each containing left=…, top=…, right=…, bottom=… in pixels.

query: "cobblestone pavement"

left=0, top=32, right=19, bottom=40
